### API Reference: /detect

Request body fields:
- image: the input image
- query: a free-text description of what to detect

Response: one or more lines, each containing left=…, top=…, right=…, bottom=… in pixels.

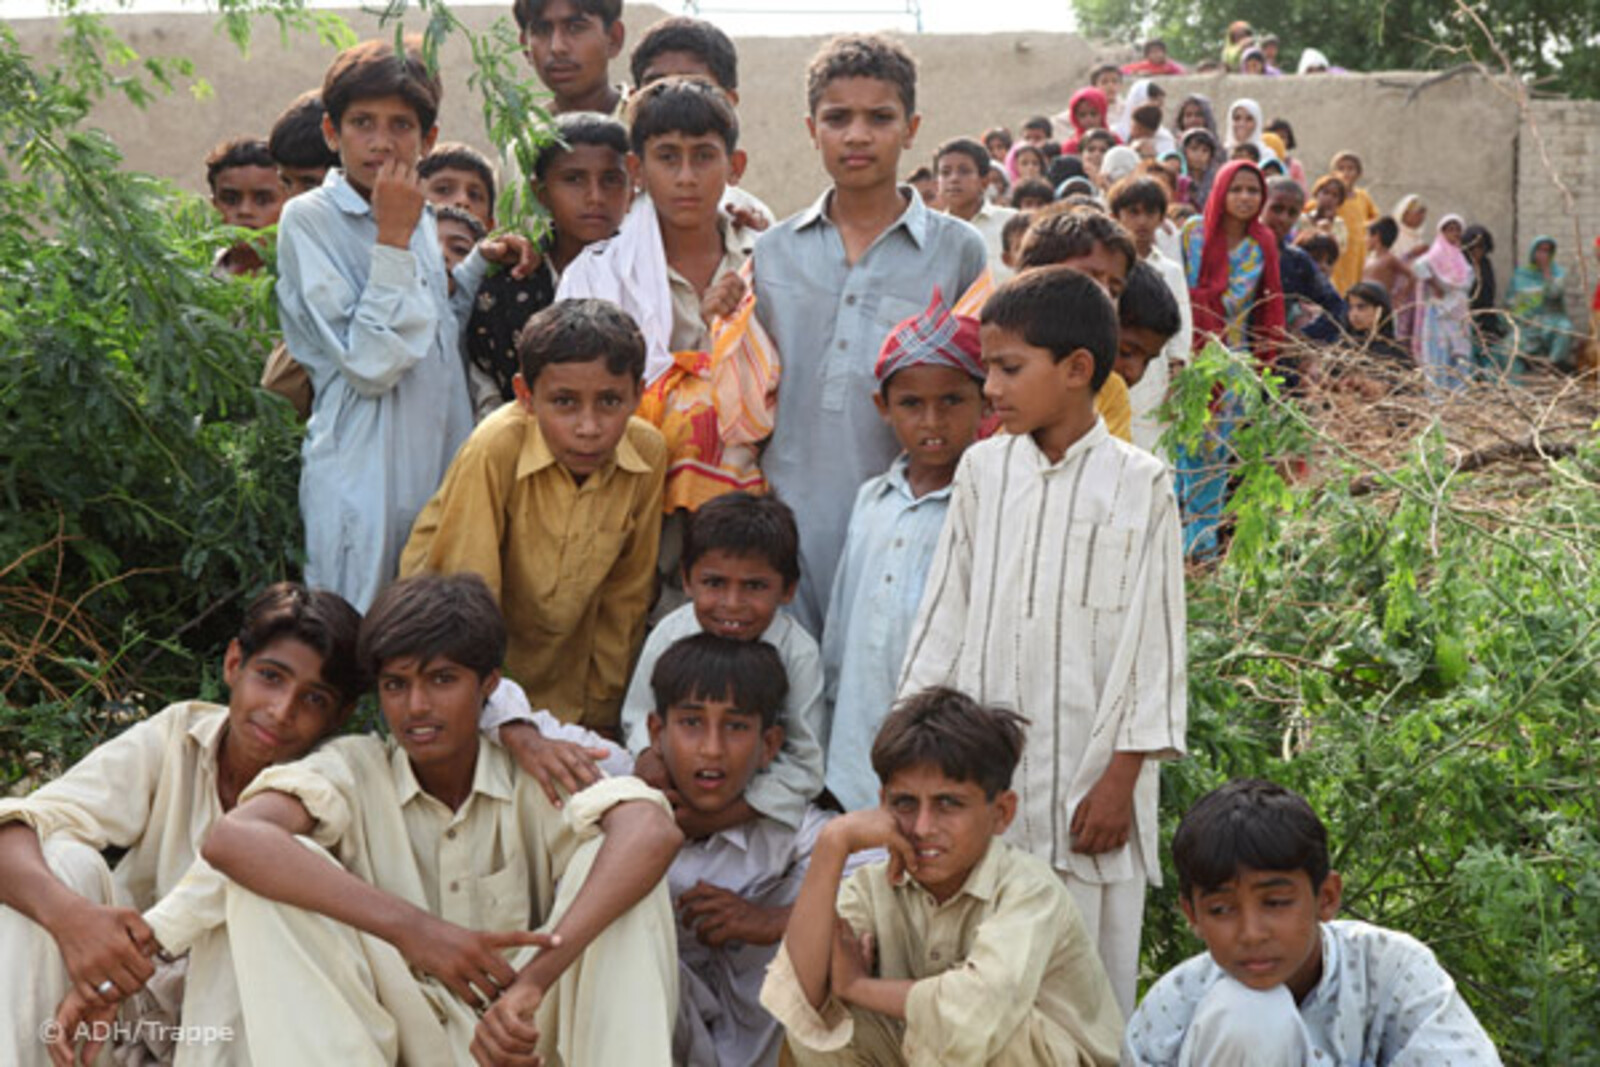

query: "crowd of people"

left=5, top=2, right=1559, bottom=1063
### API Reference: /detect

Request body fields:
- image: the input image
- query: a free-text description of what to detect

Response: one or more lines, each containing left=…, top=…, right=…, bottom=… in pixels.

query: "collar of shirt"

left=1297, top=921, right=1343, bottom=1012
left=327, top=169, right=374, bottom=218
left=186, top=703, right=230, bottom=758
left=879, top=453, right=954, bottom=506
left=794, top=185, right=930, bottom=250
left=390, top=735, right=515, bottom=813
left=1016, top=417, right=1111, bottom=474
left=513, top=411, right=654, bottom=483
left=664, top=217, right=757, bottom=289
left=901, top=836, right=1005, bottom=906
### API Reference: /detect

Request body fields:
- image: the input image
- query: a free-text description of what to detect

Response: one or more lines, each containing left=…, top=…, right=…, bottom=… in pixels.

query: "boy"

left=822, top=294, right=985, bottom=812
left=1015, top=207, right=1139, bottom=443
left=935, top=136, right=1016, bottom=279
left=1110, top=175, right=1193, bottom=452
left=1123, top=38, right=1185, bottom=76
left=1000, top=211, right=1033, bottom=272
left=0, top=583, right=363, bottom=1067
left=899, top=266, right=1187, bottom=1015
left=436, top=205, right=487, bottom=279
left=1009, top=177, right=1053, bottom=212
left=465, top=112, right=632, bottom=409
left=515, top=0, right=626, bottom=117
left=647, top=633, right=855, bottom=1067
left=621, top=492, right=825, bottom=833
left=905, top=165, right=937, bottom=209
left=277, top=36, right=535, bottom=612
left=1116, top=261, right=1183, bottom=391
left=1265, top=177, right=1346, bottom=345
left=401, top=299, right=666, bottom=732
left=268, top=89, right=340, bottom=198
left=760, top=687, right=1123, bottom=1065
left=1124, top=779, right=1501, bottom=1065
left=206, top=136, right=285, bottom=276
left=419, top=142, right=497, bottom=229
left=203, top=573, right=680, bottom=1064
left=755, top=34, right=988, bottom=635
left=1081, top=128, right=1117, bottom=188
left=1020, top=115, right=1054, bottom=146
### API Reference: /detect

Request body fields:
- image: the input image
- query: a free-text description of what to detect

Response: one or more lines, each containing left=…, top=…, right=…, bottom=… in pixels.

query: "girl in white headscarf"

left=1225, top=98, right=1265, bottom=152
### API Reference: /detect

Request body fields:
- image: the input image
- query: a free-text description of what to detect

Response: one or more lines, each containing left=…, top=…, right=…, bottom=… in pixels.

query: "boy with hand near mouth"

left=620, top=492, right=825, bottom=838
left=761, top=687, right=1123, bottom=1066
left=204, top=573, right=680, bottom=1065
left=1123, top=779, right=1500, bottom=1066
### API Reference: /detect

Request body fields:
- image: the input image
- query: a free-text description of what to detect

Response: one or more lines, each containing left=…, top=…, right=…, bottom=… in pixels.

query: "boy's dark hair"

left=682, top=491, right=801, bottom=589
left=1119, top=260, right=1181, bottom=339
left=1081, top=128, right=1118, bottom=153
left=359, top=573, right=506, bottom=682
left=630, top=16, right=738, bottom=91
left=436, top=204, right=488, bottom=241
left=626, top=75, right=739, bottom=155
left=806, top=35, right=916, bottom=118
left=1367, top=215, right=1399, bottom=250
left=1040, top=141, right=1062, bottom=161
left=533, top=111, right=630, bottom=181
left=650, top=633, right=788, bottom=731
left=1109, top=174, right=1168, bottom=216
left=516, top=298, right=647, bottom=385
left=871, top=687, right=1028, bottom=800
left=237, top=582, right=365, bottom=711
left=1010, top=178, right=1054, bottom=207
left=935, top=137, right=990, bottom=179
left=1061, top=190, right=1102, bottom=210
left=1266, top=175, right=1305, bottom=205
left=1000, top=210, right=1034, bottom=251
left=983, top=126, right=1013, bottom=150
left=1231, top=142, right=1262, bottom=163
left=906, top=165, right=934, bottom=183
left=1173, top=778, right=1331, bottom=898
left=513, top=0, right=621, bottom=31
left=1131, top=104, right=1163, bottom=131
left=981, top=264, right=1119, bottom=389
left=205, top=137, right=275, bottom=193
left=322, top=36, right=442, bottom=133
left=1022, top=115, right=1053, bottom=135
left=1016, top=208, right=1138, bottom=282
left=420, top=142, right=498, bottom=207
left=1297, top=231, right=1340, bottom=266
left=1143, top=37, right=1166, bottom=55
left=269, top=90, right=339, bottom=170
left=1089, top=62, right=1121, bottom=83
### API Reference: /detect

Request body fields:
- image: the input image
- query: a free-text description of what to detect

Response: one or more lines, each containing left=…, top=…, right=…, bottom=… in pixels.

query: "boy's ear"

left=804, top=114, right=819, bottom=151
left=990, top=788, right=1018, bottom=835
left=902, top=112, right=922, bottom=151
left=512, top=372, right=536, bottom=412
left=222, top=638, right=245, bottom=689
left=605, top=18, right=624, bottom=59
left=420, top=125, right=440, bottom=160
left=626, top=153, right=644, bottom=186
left=321, top=114, right=341, bottom=155
left=477, top=668, right=503, bottom=707
left=728, top=148, right=748, bottom=185
left=1315, top=870, right=1343, bottom=921
left=646, top=710, right=665, bottom=749
left=872, top=389, right=891, bottom=420
left=777, top=580, right=797, bottom=606
left=1061, top=347, right=1097, bottom=390
left=759, top=722, right=784, bottom=768
left=1178, top=892, right=1199, bottom=930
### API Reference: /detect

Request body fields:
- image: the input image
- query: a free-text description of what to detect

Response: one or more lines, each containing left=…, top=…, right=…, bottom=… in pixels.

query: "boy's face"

left=1061, top=244, right=1131, bottom=302
left=684, top=548, right=794, bottom=641
left=873, top=364, right=984, bottom=472
left=437, top=218, right=478, bottom=275
left=1115, top=324, right=1166, bottom=386
left=646, top=692, right=783, bottom=815
left=1094, top=70, right=1121, bottom=99
left=980, top=323, right=1095, bottom=439
left=1022, top=126, right=1049, bottom=146
left=631, top=132, right=744, bottom=233
left=377, top=654, right=499, bottom=782
left=513, top=359, right=640, bottom=481
left=537, top=143, right=632, bottom=248
left=1115, top=204, right=1162, bottom=259
left=222, top=637, right=344, bottom=770
left=323, top=94, right=438, bottom=197
left=1184, top=141, right=1212, bottom=175
left=521, top=0, right=623, bottom=105
left=423, top=166, right=494, bottom=229
left=1334, top=160, right=1361, bottom=189
left=881, top=762, right=1015, bottom=903
left=1147, top=43, right=1167, bottom=64
left=212, top=164, right=287, bottom=230
left=1180, top=866, right=1343, bottom=1001
left=984, top=136, right=1008, bottom=161
left=1015, top=195, right=1048, bottom=213
left=806, top=76, right=920, bottom=194
left=278, top=164, right=329, bottom=199
left=934, top=152, right=983, bottom=217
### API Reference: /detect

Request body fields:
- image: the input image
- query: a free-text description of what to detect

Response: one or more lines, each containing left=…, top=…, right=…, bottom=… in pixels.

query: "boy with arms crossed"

left=755, top=34, right=988, bottom=636
left=204, top=573, right=680, bottom=1065
left=761, top=688, right=1122, bottom=1065
left=899, top=267, right=1188, bottom=1015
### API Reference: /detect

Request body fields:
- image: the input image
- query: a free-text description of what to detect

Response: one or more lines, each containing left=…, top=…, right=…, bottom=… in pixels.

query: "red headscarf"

left=1189, top=159, right=1284, bottom=363
left=1061, top=86, right=1110, bottom=153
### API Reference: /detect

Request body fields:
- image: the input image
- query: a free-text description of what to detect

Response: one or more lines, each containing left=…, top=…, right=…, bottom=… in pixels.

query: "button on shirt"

left=276, top=170, right=480, bottom=611
left=821, top=456, right=953, bottom=812
left=754, top=187, right=988, bottom=636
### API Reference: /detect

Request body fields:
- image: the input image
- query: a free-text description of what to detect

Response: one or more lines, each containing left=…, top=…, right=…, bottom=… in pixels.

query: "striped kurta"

left=898, top=420, right=1187, bottom=887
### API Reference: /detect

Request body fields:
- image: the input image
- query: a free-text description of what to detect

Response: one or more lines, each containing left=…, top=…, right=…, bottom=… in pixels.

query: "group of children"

left=3, top=3, right=1506, bottom=1064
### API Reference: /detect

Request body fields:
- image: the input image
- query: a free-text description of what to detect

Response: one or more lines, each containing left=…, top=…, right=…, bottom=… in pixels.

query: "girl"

left=1005, top=142, right=1048, bottom=184
left=1181, top=127, right=1220, bottom=212
left=1412, top=214, right=1475, bottom=391
left=1502, top=235, right=1575, bottom=370
left=1175, top=94, right=1217, bottom=137
left=1060, top=86, right=1111, bottom=153
left=1264, top=119, right=1306, bottom=184
left=1305, top=174, right=1360, bottom=292
left=1225, top=98, right=1265, bottom=154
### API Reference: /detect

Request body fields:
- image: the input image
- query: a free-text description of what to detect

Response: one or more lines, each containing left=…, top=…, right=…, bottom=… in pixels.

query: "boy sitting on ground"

left=1123, top=779, right=1501, bottom=1066
left=761, top=687, right=1123, bottom=1065
left=621, top=492, right=824, bottom=835
left=204, top=573, right=680, bottom=1065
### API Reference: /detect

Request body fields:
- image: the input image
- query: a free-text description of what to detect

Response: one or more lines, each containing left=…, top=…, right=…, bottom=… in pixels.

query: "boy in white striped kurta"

left=900, top=265, right=1187, bottom=1015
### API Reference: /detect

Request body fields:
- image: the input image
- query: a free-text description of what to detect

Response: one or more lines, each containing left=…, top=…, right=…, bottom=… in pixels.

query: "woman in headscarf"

left=1225, top=98, right=1265, bottom=154
left=1222, top=21, right=1255, bottom=70
left=1181, top=127, right=1221, bottom=212
left=1391, top=194, right=1429, bottom=259
left=1460, top=224, right=1504, bottom=359
left=1412, top=214, right=1475, bottom=391
left=1175, top=94, right=1218, bottom=137
left=1500, top=235, right=1575, bottom=370
left=1176, top=159, right=1285, bottom=557
left=1240, top=46, right=1269, bottom=75
left=1297, top=48, right=1334, bottom=74
left=1059, top=86, right=1112, bottom=154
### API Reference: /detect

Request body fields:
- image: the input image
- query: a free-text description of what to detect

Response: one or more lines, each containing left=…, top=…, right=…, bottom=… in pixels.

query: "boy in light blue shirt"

left=277, top=36, right=534, bottom=610
left=821, top=293, right=986, bottom=811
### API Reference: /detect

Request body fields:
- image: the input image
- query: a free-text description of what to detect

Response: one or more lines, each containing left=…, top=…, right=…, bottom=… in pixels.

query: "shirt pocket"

left=539, top=528, right=631, bottom=630
left=1065, top=522, right=1140, bottom=612
left=821, top=294, right=925, bottom=414
left=476, top=862, right=534, bottom=933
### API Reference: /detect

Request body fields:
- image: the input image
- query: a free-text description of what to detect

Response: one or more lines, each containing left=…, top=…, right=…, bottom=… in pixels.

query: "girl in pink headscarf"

left=1060, top=86, right=1112, bottom=153
left=1412, top=214, right=1475, bottom=391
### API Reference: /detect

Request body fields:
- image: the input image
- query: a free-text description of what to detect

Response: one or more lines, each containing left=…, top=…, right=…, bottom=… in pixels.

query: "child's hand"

left=479, top=233, right=542, bottom=279
left=51, top=899, right=159, bottom=1005
left=828, top=918, right=874, bottom=1002
left=632, top=746, right=672, bottom=793
left=700, top=272, right=748, bottom=326
left=677, top=882, right=786, bottom=947
left=723, top=202, right=770, bottom=233
left=47, top=987, right=120, bottom=1067
left=502, top=722, right=607, bottom=808
left=1070, top=757, right=1140, bottom=855
left=470, top=980, right=544, bottom=1067
left=822, top=809, right=917, bottom=883
left=371, top=159, right=427, bottom=250
left=395, top=913, right=560, bottom=1010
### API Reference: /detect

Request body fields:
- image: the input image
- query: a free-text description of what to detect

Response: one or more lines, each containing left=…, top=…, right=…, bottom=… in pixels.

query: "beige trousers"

left=1059, top=874, right=1146, bottom=1019
left=226, top=835, right=677, bottom=1066
left=786, top=1004, right=1089, bottom=1067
